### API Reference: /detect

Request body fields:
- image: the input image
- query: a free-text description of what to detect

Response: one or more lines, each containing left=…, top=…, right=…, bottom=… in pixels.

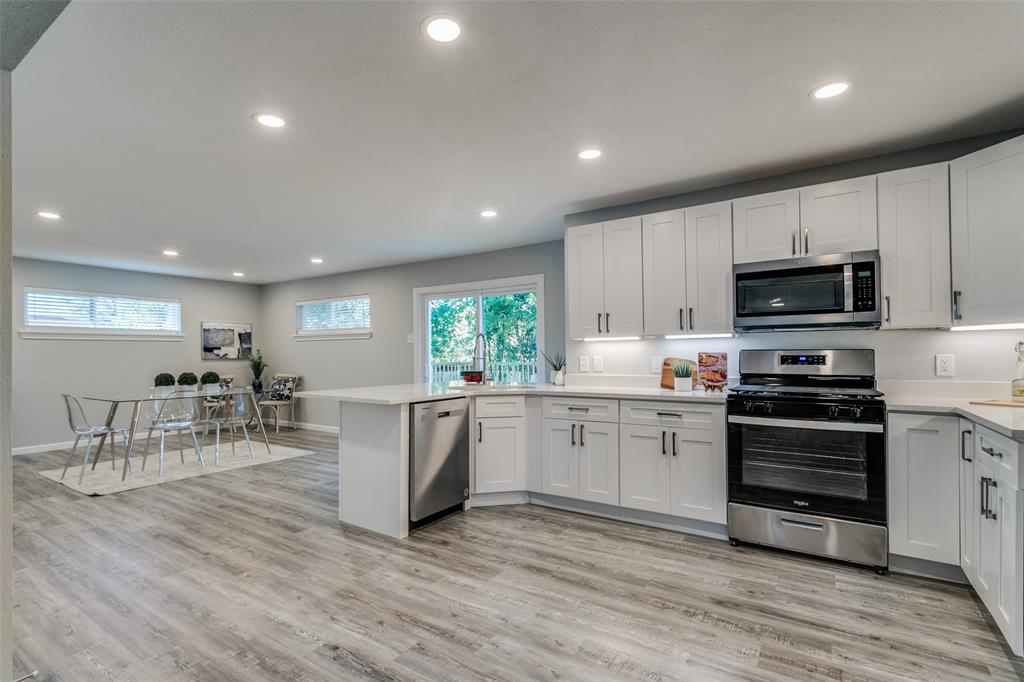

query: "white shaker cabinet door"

left=732, top=189, right=800, bottom=264
left=578, top=421, right=619, bottom=506
left=565, top=223, right=605, bottom=339
left=684, top=201, right=733, bottom=334
left=799, top=175, right=878, bottom=256
left=541, top=419, right=579, bottom=498
left=959, top=419, right=978, bottom=578
left=474, top=417, right=526, bottom=494
left=886, top=413, right=960, bottom=564
left=601, top=216, right=645, bottom=337
left=642, top=210, right=687, bottom=336
left=619, top=424, right=671, bottom=514
left=668, top=427, right=727, bottom=524
left=950, top=134, right=1024, bottom=327
left=877, top=163, right=952, bottom=329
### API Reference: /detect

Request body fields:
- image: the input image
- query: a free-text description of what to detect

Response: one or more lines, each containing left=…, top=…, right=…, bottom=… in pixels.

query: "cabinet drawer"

left=620, top=400, right=724, bottom=430
left=542, top=397, right=618, bottom=423
left=475, top=395, right=525, bottom=418
left=976, top=426, right=1022, bottom=489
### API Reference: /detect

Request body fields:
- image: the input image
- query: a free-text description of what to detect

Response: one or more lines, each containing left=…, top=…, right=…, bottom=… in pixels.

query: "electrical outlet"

left=592, top=356, right=604, bottom=372
left=578, top=355, right=590, bottom=373
left=935, top=354, right=955, bottom=377
left=406, top=333, right=414, bottom=344
left=651, top=356, right=664, bottom=373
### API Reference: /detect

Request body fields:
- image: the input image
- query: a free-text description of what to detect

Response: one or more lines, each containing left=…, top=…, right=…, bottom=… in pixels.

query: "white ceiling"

left=13, top=1, right=1024, bottom=284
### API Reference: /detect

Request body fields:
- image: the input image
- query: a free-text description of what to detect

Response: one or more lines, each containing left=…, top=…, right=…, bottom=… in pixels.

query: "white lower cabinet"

left=619, top=422, right=726, bottom=522
left=958, top=419, right=977, bottom=576
left=541, top=418, right=618, bottom=504
left=474, top=417, right=526, bottom=493
left=886, top=413, right=960, bottom=564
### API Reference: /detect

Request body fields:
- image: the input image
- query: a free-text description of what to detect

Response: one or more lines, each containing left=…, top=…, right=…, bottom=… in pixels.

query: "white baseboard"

left=468, top=491, right=530, bottom=508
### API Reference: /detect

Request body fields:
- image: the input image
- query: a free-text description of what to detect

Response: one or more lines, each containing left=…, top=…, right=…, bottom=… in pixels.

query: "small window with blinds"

left=295, top=294, right=372, bottom=339
left=23, top=288, right=183, bottom=337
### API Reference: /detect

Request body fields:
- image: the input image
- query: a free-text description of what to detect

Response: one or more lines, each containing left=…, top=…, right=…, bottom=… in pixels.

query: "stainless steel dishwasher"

left=409, top=397, right=470, bottom=523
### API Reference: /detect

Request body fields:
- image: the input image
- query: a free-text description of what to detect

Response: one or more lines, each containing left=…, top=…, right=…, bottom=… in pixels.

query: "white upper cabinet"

left=566, top=217, right=643, bottom=339
left=602, top=217, right=645, bottom=337
left=877, top=163, right=952, bottom=329
left=565, top=223, right=605, bottom=338
left=950, top=135, right=1024, bottom=327
left=799, top=175, right=878, bottom=256
left=887, top=413, right=960, bottom=564
left=684, top=201, right=733, bottom=334
left=732, top=189, right=801, bottom=263
left=642, top=210, right=687, bottom=336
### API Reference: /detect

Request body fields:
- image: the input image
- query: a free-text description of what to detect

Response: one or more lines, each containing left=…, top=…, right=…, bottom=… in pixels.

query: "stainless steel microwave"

left=733, top=251, right=881, bottom=332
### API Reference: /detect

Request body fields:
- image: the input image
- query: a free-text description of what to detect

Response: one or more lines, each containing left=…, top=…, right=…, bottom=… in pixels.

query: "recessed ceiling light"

left=310, top=257, right=323, bottom=264
left=253, top=113, right=286, bottom=128
left=232, top=272, right=245, bottom=278
left=37, top=211, right=61, bottom=220
left=162, top=249, right=179, bottom=257
left=423, top=16, right=461, bottom=42
left=578, top=148, right=602, bottom=160
left=480, top=210, right=497, bottom=218
left=811, top=81, right=849, bottom=99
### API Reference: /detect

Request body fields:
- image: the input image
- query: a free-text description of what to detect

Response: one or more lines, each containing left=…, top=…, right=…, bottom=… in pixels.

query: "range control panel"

left=853, top=262, right=877, bottom=312
left=780, top=354, right=827, bottom=366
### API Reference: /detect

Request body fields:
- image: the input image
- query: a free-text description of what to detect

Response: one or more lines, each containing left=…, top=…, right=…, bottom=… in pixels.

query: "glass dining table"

left=81, top=387, right=273, bottom=481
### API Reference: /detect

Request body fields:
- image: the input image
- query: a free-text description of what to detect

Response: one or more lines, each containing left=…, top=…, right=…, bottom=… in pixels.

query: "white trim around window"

left=293, top=293, right=373, bottom=341
left=412, top=274, right=545, bottom=384
left=20, top=286, right=184, bottom=341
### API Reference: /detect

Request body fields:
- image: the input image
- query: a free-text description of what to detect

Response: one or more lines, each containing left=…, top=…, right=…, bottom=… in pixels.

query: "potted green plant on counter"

left=670, top=359, right=694, bottom=393
left=542, top=350, right=566, bottom=386
left=153, top=372, right=176, bottom=397
left=249, top=349, right=267, bottom=393
left=200, top=370, right=221, bottom=396
left=177, top=371, right=199, bottom=394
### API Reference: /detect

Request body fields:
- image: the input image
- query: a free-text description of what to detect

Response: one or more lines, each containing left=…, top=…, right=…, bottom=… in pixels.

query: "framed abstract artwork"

left=201, top=321, right=253, bottom=360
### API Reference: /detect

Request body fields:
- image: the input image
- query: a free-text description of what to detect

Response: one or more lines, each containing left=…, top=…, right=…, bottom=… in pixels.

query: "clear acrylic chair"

left=141, top=390, right=206, bottom=476
left=205, top=388, right=256, bottom=465
left=60, top=394, right=130, bottom=484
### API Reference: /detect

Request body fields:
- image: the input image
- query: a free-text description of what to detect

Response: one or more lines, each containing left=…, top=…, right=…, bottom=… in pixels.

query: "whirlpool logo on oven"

left=793, top=500, right=810, bottom=507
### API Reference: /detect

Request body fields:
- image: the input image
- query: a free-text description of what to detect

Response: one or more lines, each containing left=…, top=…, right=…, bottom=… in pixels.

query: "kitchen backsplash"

left=567, top=328, right=1023, bottom=385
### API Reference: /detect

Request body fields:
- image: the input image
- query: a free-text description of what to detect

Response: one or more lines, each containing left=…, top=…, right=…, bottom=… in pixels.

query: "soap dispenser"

left=1014, top=341, right=1024, bottom=401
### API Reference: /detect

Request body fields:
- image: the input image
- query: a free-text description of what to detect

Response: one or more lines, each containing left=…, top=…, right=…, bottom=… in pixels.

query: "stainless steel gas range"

left=726, top=349, right=888, bottom=573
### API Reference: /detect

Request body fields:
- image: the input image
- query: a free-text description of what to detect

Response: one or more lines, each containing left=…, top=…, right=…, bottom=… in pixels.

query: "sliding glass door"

left=423, top=282, right=539, bottom=385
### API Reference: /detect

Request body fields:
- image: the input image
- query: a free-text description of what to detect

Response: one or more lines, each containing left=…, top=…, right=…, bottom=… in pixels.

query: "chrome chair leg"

left=241, top=421, right=255, bottom=460
left=190, top=427, right=206, bottom=469
left=77, top=435, right=95, bottom=484
left=61, top=434, right=82, bottom=480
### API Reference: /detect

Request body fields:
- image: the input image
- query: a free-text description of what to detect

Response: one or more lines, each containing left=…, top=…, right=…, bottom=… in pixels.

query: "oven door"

left=727, top=415, right=886, bottom=524
left=733, top=257, right=853, bottom=330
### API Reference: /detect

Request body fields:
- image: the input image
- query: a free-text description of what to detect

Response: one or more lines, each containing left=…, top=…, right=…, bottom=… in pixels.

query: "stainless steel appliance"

left=410, top=398, right=470, bottom=524
left=727, top=349, right=888, bottom=572
left=733, top=251, right=880, bottom=332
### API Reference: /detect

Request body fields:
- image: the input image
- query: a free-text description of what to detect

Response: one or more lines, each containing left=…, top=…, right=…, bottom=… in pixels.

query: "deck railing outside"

left=431, top=360, right=538, bottom=385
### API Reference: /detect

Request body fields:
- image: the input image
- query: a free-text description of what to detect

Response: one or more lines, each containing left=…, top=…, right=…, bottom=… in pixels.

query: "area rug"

left=37, top=443, right=316, bottom=496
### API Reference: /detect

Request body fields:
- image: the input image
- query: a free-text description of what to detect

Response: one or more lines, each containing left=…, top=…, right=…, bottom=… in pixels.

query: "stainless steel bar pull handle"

left=605, top=312, right=610, bottom=333
left=671, top=431, right=677, bottom=457
left=780, top=518, right=825, bottom=531
left=791, top=230, right=796, bottom=256
left=597, top=313, right=602, bottom=334
left=688, top=307, right=694, bottom=330
left=989, top=480, right=998, bottom=520
left=679, top=308, right=684, bottom=331
left=661, top=430, right=666, bottom=455
left=953, top=290, right=962, bottom=321
left=579, top=424, right=585, bottom=447
left=478, top=421, right=482, bottom=443
left=885, top=296, right=892, bottom=323
left=980, top=477, right=987, bottom=516
left=571, top=423, right=576, bottom=446
left=981, top=445, right=1003, bottom=459
left=804, top=227, right=809, bottom=254
left=961, top=429, right=973, bottom=462
left=656, top=411, right=682, bottom=418
left=567, top=406, right=590, bottom=412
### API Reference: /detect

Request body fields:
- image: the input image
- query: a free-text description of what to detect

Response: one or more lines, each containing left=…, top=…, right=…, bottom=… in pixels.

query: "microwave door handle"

left=843, top=264, right=854, bottom=312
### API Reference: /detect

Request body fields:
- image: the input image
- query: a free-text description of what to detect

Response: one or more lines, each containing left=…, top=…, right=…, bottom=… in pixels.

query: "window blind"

left=296, top=294, right=372, bottom=335
left=24, top=288, right=182, bottom=334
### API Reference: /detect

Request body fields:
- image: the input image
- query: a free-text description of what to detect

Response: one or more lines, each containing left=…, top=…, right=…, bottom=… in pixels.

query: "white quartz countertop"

left=887, top=398, right=1024, bottom=441
left=294, top=383, right=727, bottom=406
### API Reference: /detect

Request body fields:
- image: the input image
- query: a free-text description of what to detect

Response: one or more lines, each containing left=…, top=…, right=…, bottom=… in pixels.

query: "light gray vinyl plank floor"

left=11, top=429, right=1024, bottom=681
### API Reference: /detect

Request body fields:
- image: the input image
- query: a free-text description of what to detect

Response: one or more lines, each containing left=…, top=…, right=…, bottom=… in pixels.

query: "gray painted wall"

left=262, top=240, right=565, bottom=429
left=12, top=257, right=264, bottom=449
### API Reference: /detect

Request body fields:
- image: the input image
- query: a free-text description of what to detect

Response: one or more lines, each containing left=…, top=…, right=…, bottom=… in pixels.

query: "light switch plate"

left=935, top=354, right=955, bottom=377
left=592, top=356, right=604, bottom=372
left=578, top=355, right=590, bottom=373
left=650, top=356, right=664, bottom=373
left=406, top=333, right=414, bottom=344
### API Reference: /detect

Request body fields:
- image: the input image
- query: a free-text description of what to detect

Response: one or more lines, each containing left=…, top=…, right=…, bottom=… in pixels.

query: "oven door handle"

left=728, top=415, right=883, bottom=433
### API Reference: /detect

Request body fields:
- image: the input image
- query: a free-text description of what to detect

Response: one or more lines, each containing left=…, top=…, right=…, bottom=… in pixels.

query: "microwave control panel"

left=852, top=262, right=876, bottom=312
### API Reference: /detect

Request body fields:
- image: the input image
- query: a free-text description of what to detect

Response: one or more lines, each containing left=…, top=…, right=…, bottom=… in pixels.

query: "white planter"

left=551, top=369, right=565, bottom=386
left=674, top=377, right=693, bottom=393
left=179, top=385, right=198, bottom=396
